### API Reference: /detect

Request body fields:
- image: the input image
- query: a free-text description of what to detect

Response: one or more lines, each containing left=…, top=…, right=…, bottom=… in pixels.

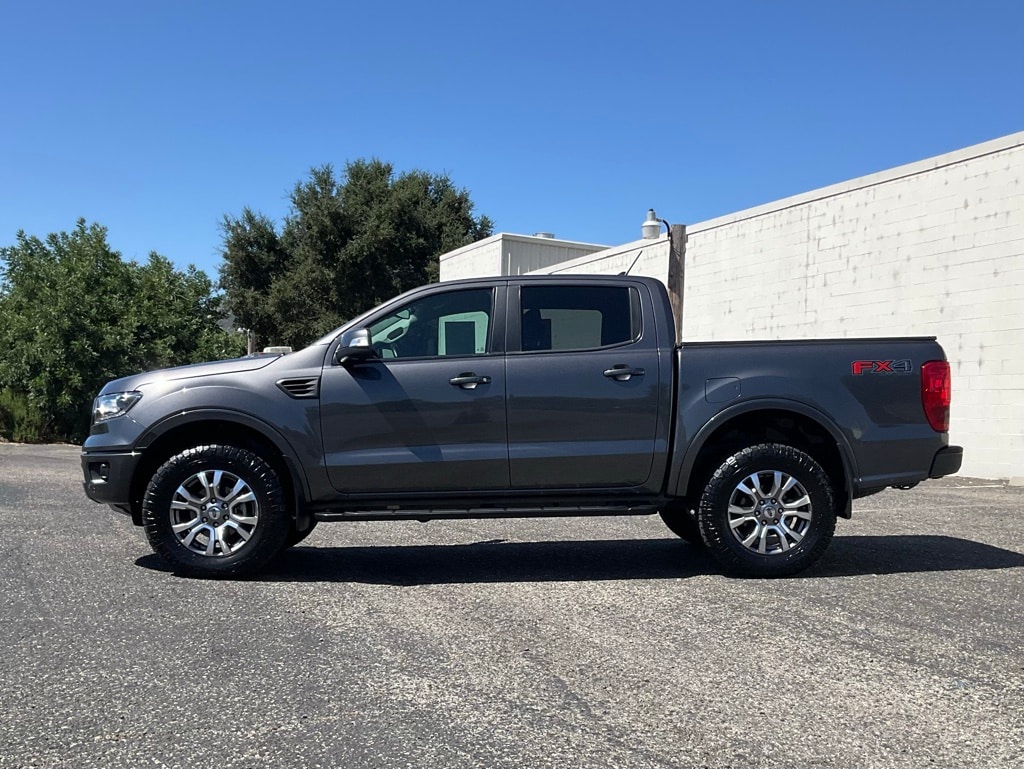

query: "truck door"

left=319, top=284, right=510, bottom=493
left=505, top=281, right=662, bottom=489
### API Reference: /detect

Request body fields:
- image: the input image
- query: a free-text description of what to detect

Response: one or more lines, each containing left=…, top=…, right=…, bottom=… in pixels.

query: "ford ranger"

left=81, top=275, right=962, bottom=578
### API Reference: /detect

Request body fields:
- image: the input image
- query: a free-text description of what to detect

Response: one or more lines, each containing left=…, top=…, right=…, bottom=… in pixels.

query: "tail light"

left=921, top=360, right=951, bottom=432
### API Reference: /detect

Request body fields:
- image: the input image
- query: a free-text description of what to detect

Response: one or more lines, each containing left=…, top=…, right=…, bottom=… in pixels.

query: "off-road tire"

left=142, top=444, right=291, bottom=578
left=698, top=443, right=836, bottom=578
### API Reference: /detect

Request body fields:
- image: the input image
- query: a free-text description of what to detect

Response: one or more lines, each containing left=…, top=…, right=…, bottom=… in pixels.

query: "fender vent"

left=277, top=377, right=320, bottom=399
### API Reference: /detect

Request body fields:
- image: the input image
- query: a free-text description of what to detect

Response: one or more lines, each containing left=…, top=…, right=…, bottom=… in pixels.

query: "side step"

left=314, top=503, right=660, bottom=523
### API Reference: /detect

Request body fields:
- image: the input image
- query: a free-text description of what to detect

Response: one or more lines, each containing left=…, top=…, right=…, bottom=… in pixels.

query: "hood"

left=99, top=355, right=279, bottom=394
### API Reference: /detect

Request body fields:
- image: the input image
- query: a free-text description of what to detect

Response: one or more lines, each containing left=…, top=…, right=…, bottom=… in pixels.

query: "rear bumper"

left=929, top=445, right=963, bottom=478
left=81, top=450, right=140, bottom=508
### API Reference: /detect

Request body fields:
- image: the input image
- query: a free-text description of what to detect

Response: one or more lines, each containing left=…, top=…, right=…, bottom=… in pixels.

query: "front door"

left=320, top=285, right=509, bottom=494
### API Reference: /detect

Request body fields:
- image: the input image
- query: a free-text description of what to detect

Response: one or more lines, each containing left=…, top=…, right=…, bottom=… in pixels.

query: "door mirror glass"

left=336, top=328, right=376, bottom=364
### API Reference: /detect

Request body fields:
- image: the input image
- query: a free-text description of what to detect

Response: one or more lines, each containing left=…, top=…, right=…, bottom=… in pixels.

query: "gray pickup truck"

left=81, top=275, right=962, bottom=578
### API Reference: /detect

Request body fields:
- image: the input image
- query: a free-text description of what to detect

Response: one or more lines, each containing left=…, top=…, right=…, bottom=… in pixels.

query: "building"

left=439, top=232, right=610, bottom=279
left=439, top=131, right=1024, bottom=482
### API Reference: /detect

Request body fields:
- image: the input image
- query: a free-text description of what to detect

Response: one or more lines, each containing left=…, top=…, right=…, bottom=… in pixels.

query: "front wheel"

left=698, top=443, right=836, bottom=578
left=142, top=445, right=292, bottom=578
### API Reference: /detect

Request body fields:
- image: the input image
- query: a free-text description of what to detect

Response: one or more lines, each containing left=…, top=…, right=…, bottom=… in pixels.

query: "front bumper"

left=929, top=445, right=963, bottom=478
left=81, top=450, right=141, bottom=510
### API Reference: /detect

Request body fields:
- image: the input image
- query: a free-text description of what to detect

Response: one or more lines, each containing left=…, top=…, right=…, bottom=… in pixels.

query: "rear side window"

left=519, top=285, right=640, bottom=352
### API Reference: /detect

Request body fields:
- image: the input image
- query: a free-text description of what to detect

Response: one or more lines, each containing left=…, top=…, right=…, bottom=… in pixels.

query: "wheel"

left=284, top=520, right=318, bottom=549
left=658, top=501, right=703, bottom=545
left=698, top=443, right=836, bottom=578
left=142, top=445, right=291, bottom=577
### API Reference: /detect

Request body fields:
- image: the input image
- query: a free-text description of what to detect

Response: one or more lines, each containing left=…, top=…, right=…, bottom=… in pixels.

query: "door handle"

left=603, top=364, right=645, bottom=381
left=450, top=373, right=492, bottom=390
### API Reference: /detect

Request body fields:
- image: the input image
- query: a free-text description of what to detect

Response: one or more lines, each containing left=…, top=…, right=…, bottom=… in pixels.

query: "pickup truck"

left=81, top=275, right=962, bottom=578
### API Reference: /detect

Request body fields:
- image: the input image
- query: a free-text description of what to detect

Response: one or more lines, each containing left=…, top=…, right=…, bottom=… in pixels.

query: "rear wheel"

left=142, top=444, right=291, bottom=578
left=698, top=443, right=836, bottom=577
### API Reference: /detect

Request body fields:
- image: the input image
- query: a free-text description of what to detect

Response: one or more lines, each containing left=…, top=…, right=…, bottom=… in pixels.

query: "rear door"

left=505, top=281, right=663, bottom=489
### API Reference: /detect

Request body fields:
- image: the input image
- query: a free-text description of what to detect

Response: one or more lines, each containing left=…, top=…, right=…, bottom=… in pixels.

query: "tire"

left=658, top=501, right=703, bottom=545
left=698, top=443, right=836, bottom=578
left=142, top=444, right=291, bottom=578
left=284, top=520, right=318, bottom=549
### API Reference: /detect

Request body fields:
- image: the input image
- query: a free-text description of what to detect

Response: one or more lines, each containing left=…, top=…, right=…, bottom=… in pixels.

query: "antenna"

left=619, top=249, right=643, bottom=276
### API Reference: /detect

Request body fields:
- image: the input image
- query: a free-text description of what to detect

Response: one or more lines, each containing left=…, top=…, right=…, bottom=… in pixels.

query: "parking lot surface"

left=1, top=443, right=1022, bottom=768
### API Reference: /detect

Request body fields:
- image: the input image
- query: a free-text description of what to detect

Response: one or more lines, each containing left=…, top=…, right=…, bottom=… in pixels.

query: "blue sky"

left=1, top=1, right=1022, bottom=279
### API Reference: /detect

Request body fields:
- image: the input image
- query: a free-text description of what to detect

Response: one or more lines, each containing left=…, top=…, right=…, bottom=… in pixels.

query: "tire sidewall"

left=699, top=443, right=836, bottom=577
left=142, top=445, right=291, bottom=577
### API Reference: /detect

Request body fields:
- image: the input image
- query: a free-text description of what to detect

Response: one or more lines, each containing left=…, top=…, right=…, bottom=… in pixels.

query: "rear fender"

left=671, top=398, right=857, bottom=518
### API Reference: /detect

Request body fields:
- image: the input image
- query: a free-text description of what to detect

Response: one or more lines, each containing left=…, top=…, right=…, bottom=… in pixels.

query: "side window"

left=519, top=285, right=639, bottom=352
left=368, top=288, right=493, bottom=360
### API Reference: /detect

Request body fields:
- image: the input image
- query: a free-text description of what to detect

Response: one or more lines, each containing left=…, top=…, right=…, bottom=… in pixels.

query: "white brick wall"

left=683, top=133, right=1024, bottom=481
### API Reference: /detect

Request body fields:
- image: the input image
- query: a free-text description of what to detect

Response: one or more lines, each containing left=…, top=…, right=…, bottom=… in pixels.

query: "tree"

left=219, top=160, right=493, bottom=349
left=0, top=220, right=244, bottom=442
left=216, top=208, right=290, bottom=353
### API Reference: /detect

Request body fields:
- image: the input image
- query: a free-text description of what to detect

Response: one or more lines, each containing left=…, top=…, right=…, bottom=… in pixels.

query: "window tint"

left=368, top=288, right=493, bottom=359
left=520, top=285, right=638, bottom=352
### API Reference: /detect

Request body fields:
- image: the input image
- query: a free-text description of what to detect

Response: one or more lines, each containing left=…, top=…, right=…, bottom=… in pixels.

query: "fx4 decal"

left=852, top=359, right=913, bottom=375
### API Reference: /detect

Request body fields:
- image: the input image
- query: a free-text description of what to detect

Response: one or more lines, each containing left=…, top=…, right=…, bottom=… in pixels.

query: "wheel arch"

left=675, top=400, right=856, bottom=519
left=127, top=410, right=310, bottom=528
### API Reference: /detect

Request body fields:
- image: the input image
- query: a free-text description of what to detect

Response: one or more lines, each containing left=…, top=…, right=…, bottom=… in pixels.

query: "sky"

left=1, top=0, right=1022, bottom=279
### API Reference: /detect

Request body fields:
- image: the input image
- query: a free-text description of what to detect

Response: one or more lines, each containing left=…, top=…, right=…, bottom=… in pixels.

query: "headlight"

left=92, top=391, right=143, bottom=424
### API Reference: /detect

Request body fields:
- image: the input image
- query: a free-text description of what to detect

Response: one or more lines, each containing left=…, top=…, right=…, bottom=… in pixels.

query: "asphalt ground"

left=0, top=443, right=1021, bottom=769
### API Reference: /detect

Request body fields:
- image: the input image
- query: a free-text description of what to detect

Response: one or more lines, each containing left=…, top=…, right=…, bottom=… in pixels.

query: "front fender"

left=136, top=408, right=313, bottom=502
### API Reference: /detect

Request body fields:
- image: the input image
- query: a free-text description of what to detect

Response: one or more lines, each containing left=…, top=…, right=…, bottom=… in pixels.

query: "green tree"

left=216, top=208, right=289, bottom=354
left=220, top=160, right=493, bottom=349
left=0, top=220, right=244, bottom=442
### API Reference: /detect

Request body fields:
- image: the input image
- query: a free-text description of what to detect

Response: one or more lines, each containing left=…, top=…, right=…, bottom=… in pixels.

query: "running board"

left=314, top=503, right=659, bottom=522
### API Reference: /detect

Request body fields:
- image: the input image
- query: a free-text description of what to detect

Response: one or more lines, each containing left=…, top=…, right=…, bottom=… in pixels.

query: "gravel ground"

left=1, top=443, right=1021, bottom=768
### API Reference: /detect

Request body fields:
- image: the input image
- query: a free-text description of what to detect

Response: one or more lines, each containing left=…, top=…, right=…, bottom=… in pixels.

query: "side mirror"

left=336, top=328, right=377, bottom=365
